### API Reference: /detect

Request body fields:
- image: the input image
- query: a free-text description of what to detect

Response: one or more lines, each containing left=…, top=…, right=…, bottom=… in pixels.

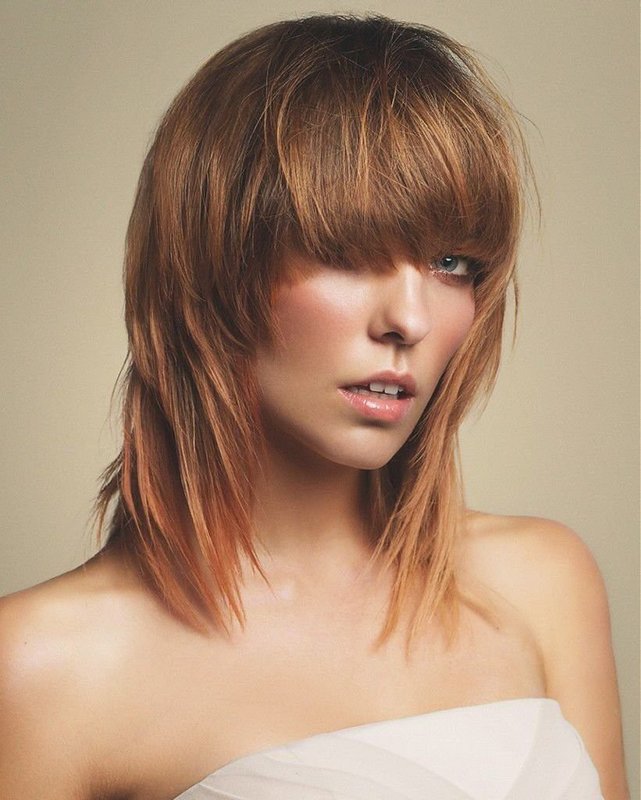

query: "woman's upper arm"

left=0, top=591, right=96, bottom=800
left=529, top=520, right=630, bottom=800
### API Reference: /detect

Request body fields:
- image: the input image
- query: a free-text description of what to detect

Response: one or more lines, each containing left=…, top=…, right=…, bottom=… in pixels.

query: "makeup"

left=338, top=387, right=414, bottom=422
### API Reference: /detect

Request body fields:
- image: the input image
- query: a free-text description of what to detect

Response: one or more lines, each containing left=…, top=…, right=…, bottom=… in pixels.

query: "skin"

left=250, top=251, right=474, bottom=573
left=0, top=253, right=629, bottom=799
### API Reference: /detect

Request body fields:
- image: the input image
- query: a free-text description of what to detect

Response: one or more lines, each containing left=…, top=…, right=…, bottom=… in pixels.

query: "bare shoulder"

left=461, top=507, right=598, bottom=561
left=460, top=509, right=629, bottom=799
left=459, top=509, right=604, bottom=611
left=459, top=509, right=611, bottom=685
left=0, top=546, right=156, bottom=799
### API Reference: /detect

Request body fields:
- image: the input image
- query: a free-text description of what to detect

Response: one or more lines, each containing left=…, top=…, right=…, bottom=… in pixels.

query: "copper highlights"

left=92, top=15, right=535, bottom=650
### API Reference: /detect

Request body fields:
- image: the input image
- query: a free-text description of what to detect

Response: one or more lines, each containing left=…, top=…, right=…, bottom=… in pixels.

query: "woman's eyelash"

left=429, top=255, right=483, bottom=285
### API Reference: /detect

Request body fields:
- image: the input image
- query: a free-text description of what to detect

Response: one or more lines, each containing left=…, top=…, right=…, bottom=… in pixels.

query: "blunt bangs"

left=241, top=15, right=526, bottom=280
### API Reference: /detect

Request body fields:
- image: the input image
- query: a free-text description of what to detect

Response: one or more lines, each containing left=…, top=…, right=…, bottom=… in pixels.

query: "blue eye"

left=436, top=255, right=469, bottom=275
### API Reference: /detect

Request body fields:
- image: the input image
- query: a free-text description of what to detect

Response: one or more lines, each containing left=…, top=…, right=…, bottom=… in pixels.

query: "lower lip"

left=338, top=388, right=414, bottom=422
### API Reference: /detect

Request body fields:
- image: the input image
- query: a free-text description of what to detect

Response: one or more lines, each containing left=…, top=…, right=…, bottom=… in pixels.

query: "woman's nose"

left=368, top=265, right=433, bottom=347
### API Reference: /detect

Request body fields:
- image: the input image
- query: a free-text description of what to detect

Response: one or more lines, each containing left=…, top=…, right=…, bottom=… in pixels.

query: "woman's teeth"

left=345, top=382, right=403, bottom=397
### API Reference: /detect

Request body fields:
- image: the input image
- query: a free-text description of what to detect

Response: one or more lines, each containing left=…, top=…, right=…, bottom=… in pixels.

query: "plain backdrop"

left=1, top=0, right=638, bottom=793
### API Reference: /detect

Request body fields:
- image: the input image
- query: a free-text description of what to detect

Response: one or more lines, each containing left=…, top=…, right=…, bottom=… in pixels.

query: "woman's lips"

left=338, top=387, right=414, bottom=422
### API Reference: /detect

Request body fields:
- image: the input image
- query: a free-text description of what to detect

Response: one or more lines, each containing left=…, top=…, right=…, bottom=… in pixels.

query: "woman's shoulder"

left=461, top=511, right=610, bottom=683
left=462, top=506, right=596, bottom=549
left=458, top=508, right=607, bottom=639
left=459, top=511, right=626, bottom=798
left=460, top=508, right=603, bottom=587
left=0, top=545, right=157, bottom=673
left=0, top=547, right=155, bottom=798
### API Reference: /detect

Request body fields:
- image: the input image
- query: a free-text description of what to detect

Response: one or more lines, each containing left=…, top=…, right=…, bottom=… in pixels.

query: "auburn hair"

left=93, top=14, right=535, bottom=652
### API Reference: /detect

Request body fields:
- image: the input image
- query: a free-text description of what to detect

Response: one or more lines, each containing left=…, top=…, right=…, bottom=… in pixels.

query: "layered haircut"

left=93, top=14, right=535, bottom=652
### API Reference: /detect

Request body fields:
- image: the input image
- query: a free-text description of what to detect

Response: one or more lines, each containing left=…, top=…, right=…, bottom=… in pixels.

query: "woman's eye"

left=434, top=255, right=470, bottom=275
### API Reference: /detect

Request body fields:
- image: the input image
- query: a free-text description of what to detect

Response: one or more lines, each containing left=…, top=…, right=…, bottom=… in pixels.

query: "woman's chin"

left=311, top=439, right=405, bottom=471
left=262, top=414, right=411, bottom=471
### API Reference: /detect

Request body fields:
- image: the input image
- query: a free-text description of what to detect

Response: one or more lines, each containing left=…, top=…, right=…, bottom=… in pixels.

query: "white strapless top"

left=173, top=697, right=602, bottom=799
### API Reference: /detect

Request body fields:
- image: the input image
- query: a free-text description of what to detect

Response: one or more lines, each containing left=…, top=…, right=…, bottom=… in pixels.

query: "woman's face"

left=255, top=251, right=476, bottom=470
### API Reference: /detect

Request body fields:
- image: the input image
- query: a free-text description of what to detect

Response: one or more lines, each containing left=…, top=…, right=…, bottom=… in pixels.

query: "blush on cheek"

left=271, top=276, right=361, bottom=347
left=441, top=294, right=476, bottom=355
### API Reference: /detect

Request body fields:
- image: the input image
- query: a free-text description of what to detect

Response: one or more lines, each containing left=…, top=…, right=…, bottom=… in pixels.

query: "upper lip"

left=342, top=371, right=417, bottom=397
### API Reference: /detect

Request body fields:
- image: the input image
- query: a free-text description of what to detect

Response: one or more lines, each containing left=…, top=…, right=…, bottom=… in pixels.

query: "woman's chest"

left=115, top=598, right=546, bottom=800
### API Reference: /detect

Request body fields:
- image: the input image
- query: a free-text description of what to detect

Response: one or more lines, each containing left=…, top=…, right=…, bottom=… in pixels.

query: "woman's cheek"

left=272, top=278, right=365, bottom=354
left=438, top=292, right=476, bottom=356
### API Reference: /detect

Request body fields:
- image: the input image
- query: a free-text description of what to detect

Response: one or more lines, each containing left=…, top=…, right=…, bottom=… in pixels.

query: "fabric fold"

left=173, top=697, right=602, bottom=800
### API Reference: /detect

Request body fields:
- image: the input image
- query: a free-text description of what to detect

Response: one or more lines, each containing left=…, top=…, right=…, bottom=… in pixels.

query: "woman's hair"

left=93, top=13, right=535, bottom=652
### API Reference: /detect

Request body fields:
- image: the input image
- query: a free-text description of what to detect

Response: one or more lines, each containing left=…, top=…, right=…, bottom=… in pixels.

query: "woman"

left=0, top=14, right=628, bottom=800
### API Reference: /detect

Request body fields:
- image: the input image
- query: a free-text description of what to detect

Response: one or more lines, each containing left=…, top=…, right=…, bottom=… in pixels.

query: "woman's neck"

left=249, top=431, right=375, bottom=585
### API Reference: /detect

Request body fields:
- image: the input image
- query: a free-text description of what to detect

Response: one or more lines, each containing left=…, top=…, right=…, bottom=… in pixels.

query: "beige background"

left=1, top=0, right=638, bottom=792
